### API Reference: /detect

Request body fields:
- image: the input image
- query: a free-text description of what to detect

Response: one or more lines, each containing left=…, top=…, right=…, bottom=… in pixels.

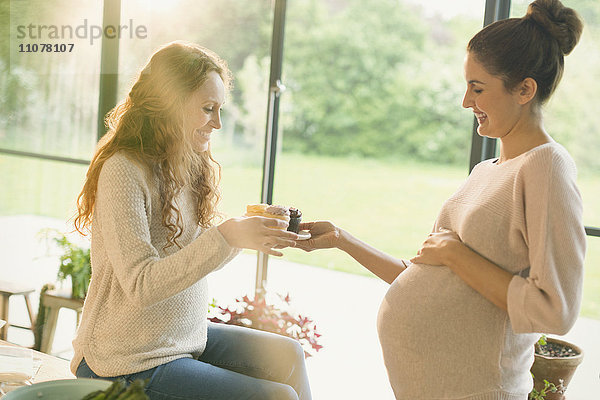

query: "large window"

left=276, top=0, right=485, bottom=274
left=1, top=0, right=102, bottom=220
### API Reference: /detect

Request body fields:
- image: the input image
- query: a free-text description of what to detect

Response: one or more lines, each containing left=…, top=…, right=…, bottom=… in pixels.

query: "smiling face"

left=183, top=71, right=225, bottom=153
left=462, top=52, right=524, bottom=139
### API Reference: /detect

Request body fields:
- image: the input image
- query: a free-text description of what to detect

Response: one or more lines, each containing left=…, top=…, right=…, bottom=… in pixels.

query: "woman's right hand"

left=217, top=217, right=298, bottom=256
left=294, top=221, right=341, bottom=252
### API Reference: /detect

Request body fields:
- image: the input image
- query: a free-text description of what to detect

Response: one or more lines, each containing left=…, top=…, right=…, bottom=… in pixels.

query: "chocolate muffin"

left=287, top=207, right=302, bottom=233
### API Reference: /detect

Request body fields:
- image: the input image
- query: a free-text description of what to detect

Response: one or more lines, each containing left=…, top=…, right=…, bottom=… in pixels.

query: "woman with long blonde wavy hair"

left=71, top=41, right=311, bottom=400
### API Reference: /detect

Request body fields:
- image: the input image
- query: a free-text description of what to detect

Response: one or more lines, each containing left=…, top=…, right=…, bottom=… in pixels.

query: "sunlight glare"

left=141, top=0, right=183, bottom=13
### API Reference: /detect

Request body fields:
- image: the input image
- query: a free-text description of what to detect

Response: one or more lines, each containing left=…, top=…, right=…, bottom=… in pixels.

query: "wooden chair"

left=0, top=281, right=36, bottom=341
left=39, top=289, right=84, bottom=354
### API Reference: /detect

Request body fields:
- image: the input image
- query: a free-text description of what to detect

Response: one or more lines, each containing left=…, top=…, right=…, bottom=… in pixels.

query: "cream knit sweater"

left=377, top=142, right=586, bottom=400
left=70, top=152, right=239, bottom=376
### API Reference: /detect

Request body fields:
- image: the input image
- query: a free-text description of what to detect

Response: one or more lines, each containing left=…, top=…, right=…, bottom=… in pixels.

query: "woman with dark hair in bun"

left=295, top=0, right=586, bottom=398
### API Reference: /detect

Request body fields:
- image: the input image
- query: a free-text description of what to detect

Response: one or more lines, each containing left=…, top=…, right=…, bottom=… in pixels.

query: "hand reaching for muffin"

left=293, top=221, right=341, bottom=252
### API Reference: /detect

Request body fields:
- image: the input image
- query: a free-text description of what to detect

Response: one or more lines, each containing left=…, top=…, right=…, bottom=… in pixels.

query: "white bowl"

left=2, top=378, right=112, bottom=399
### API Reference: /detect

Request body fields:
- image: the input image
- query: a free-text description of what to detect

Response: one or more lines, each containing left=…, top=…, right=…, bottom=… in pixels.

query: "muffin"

left=245, top=204, right=290, bottom=229
left=287, top=207, right=302, bottom=233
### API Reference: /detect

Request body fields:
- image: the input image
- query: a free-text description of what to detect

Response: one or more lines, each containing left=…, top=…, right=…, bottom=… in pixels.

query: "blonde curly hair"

left=74, top=41, right=233, bottom=248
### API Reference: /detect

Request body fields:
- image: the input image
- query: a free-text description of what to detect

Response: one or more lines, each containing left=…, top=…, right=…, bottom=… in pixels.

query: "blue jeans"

left=76, top=322, right=312, bottom=400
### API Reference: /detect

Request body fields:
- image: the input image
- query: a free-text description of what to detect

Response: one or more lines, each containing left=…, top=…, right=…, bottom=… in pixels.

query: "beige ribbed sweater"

left=377, top=142, right=586, bottom=400
left=70, top=152, right=239, bottom=376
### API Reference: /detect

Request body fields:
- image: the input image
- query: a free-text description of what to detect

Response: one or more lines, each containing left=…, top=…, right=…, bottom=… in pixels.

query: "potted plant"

left=33, top=231, right=91, bottom=350
left=529, top=335, right=584, bottom=400
left=40, top=230, right=91, bottom=300
left=208, top=291, right=323, bottom=358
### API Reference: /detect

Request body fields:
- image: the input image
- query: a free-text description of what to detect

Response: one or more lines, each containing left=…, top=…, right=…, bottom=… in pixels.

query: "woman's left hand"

left=410, top=228, right=463, bottom=266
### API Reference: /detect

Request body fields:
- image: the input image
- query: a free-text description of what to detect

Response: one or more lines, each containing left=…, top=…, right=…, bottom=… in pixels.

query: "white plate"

left=296, top=230, right=311, bottom=240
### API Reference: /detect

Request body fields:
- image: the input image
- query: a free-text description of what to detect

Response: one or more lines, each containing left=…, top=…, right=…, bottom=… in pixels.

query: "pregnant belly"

left=377, top=264, right=507, bottom=398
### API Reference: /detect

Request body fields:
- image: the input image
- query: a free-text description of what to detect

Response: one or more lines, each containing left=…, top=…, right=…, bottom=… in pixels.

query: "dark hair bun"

left=526, top=0, right=583, bottom=55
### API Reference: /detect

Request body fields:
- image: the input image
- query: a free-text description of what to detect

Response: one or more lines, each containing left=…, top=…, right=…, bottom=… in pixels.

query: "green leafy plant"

left=529, top=377, right=562, bottom=400
left=81, top=378, right=149, bottom=400
left=535, top=334, right=547, bottom=352
left=209, top=291, right=323, bottom=358
left=41, top=229, right=91, bottom=299
left=55, top=234, right=91, bottom=299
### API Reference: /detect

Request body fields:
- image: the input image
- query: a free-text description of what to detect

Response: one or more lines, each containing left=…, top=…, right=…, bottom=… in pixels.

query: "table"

left=0, top=340, right=74, bottom=383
